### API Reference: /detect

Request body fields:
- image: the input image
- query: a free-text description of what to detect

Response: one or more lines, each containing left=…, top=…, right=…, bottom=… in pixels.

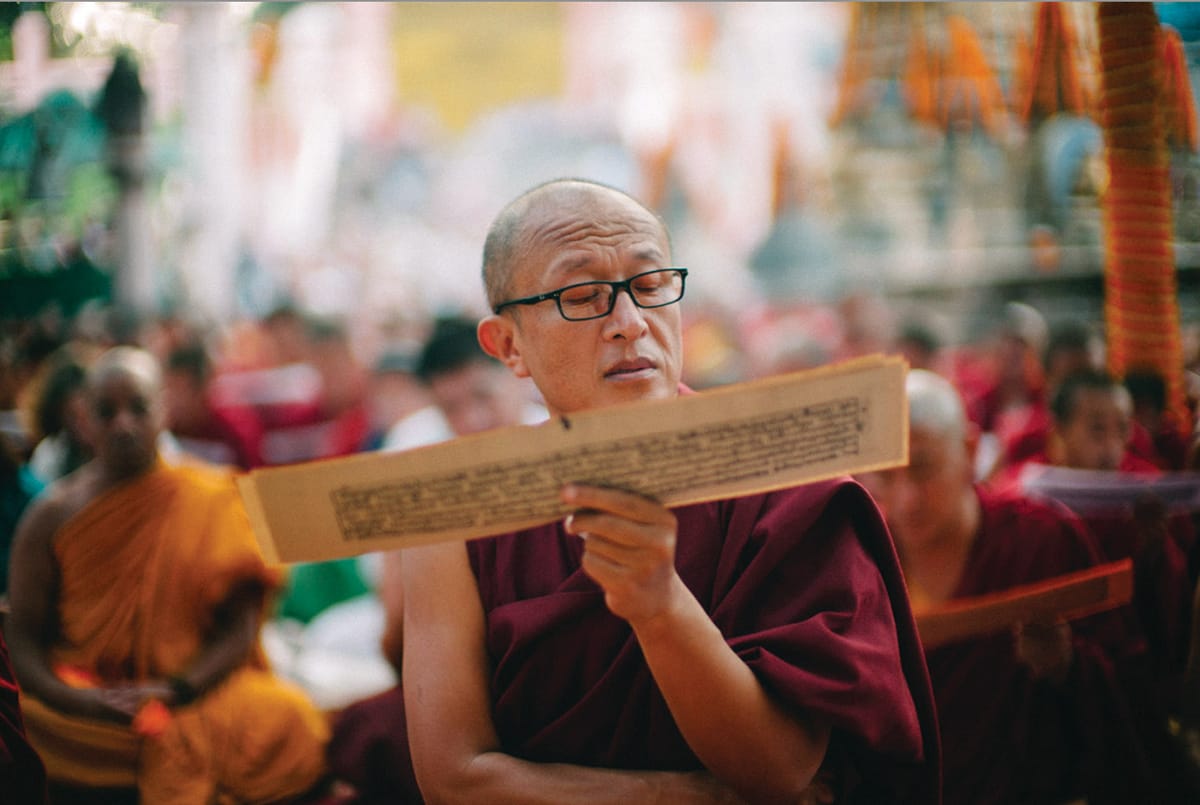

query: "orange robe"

left=21, top=462, right=328, bottom=803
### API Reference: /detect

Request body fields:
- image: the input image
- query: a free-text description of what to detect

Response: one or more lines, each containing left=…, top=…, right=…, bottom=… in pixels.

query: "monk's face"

left=1056, top=386, right=1132, bottom=471
left=86, top=366, right=163, bottom=477
left=480, top=188, right=682, bottom=416
left=866, top=425, right=974, bottom=553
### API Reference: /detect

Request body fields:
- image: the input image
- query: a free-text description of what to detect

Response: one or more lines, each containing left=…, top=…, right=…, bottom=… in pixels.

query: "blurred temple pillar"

left=174, top=2, right=249, bottom=322
left=96, top=50, right=155, bottom=314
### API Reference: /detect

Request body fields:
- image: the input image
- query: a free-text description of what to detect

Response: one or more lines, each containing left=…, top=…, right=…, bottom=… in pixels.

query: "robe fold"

left=21, top=462, right=328, bottom=803
left=469, top=478, right=939, bottom=803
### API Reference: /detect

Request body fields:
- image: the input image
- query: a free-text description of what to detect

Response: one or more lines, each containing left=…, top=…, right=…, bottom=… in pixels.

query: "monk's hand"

left=562, top=483, right=684, bottom=626
left=1014, top=619, right=1073, bottom=684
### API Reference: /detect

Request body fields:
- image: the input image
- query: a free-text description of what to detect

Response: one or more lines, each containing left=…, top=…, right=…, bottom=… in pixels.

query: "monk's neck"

left=902, top=491, right=981, bottom=607
left=90, top=456, right=163, bottom=496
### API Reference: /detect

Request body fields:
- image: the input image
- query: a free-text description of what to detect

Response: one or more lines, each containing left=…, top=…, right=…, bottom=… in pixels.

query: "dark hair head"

left=897, top=319, right=941, bottom=355
left=416, top=316, right=492, bottom=382
left=1123, top=368, right=1167, bottom=413
left=34, top=350, right=88, bottom=440
left=165, top=342, right=212, bottom=384
left=1043, top=320, right=1097, bottom=369
left=1051, top=368, right=1121, bottom=423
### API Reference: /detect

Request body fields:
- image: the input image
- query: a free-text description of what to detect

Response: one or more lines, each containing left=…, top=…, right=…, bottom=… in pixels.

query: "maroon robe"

left=925, top=488, right=1158, bottom=805
left=0, top=630, right=48, bottom=803
left=469, top=478, right=939, bottom=804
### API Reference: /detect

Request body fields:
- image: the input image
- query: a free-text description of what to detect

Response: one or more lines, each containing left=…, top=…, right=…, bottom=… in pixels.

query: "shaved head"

left=481, top=178, right=670, bottom=309
left=906, top=369, right=967, bottom=442
left=87, top=346, right=162, bottom=396
left=84, top=346, right=164, bottom=478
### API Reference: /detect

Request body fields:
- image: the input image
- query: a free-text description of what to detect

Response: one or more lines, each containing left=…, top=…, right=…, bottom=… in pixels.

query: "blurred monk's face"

left=86, top=367, right=163, bottom=477
left=866, top=425, right=974, bottom=553
left=1056, top=386, right=1132, bottom=471
left=480, top=187, right=682, bottom=416
left=429, top=361, right=529, bottom=437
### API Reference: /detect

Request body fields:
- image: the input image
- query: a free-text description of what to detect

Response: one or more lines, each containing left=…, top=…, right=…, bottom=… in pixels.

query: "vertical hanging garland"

left=1097, top=3, right=1189, bottom=435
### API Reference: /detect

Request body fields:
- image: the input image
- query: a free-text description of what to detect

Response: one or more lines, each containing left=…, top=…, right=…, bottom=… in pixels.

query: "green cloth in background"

left=274, top=557, right=371, bottom=624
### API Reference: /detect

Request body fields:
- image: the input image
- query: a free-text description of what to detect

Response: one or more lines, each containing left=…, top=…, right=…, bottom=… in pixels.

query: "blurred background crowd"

left=1, top=0, right=1200, bottom=747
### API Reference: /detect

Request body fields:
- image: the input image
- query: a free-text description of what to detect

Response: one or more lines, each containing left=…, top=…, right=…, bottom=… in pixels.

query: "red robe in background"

left=924, top=488, right=1158, bottom=805
left=0, top=630, right=48, bottom=803
left=469, top=478, right=939, bottom=804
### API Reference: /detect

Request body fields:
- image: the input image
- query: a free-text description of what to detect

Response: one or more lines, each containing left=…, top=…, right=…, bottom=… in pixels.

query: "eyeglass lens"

left=558, top=270, right=685, bottom=320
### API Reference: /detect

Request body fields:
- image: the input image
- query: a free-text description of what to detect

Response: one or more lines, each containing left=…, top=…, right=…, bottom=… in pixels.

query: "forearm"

left=6, top=625, right=110, bottom=720
left=174, top=593, right=260, bottom=696
left=631, top=577, right=829, bottom=804
left=422, top=752, right=743, bottom=805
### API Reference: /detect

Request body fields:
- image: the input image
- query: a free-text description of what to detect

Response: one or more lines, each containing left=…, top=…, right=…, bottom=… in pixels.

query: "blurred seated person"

left=989, top=319, right=1105, bottom=479
left=6, top=347, right=328, bottom=802
left=1002, top=369, right=1196, bottom=710
left=961, top=302, right=1048, bottom=445
left=328, top=314, right=547, bottom=802
left=162, top=342, right=264, bottom=470
left=26, top=349, right=92, bottom=485
left=360, top=345, right=431, bottom=452
left=860, top=369, right=1150, bottom=805
left=1124, top=368, right=1191, bottom=471
left=991, top=368, right=1158, bottom=495
left=0, top=427, right=42, bottom=599
left=894, top=316, right=946, bottom=375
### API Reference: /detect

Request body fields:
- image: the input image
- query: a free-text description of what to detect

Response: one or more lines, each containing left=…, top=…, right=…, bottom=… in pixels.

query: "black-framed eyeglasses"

left=493, top=268, right=688, bottom=321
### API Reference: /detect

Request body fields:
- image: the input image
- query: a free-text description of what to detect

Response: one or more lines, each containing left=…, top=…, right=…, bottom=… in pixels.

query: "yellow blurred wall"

left=392, top=2, right=563, bottom=132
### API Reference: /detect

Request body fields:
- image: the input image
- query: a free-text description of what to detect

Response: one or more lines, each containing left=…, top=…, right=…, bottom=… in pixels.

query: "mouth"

left=604, top=357, right=657, bottom=380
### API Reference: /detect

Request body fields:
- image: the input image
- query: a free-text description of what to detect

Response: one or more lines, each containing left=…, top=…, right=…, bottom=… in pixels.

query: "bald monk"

left=860, top=369, right=1156, bottom=805
left=6, top=346, right=328, bottom=803
left=401, top=179, right=940, bottom=803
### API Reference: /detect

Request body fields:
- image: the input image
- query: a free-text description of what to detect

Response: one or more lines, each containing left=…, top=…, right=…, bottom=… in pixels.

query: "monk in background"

left=6, top=346, right=328, bottom=804
left=860, top=369, right=1155, bottom=804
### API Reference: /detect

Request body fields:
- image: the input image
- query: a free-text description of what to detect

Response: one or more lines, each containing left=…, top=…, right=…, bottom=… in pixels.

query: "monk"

left=6, top=346, right=328, bottom=803
left=859, top=369, right=1159, bottom=804
left=400, top=179, right=940, bottom=803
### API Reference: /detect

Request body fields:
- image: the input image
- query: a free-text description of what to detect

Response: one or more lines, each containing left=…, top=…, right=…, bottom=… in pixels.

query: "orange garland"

left=1160, top=25, right=1199, bottom=152
left=1097, top=3, right=1189, bottom=437
left=1017, top=3, right=1088, bottom=124
left=940, top=15, right=1007, bottom=137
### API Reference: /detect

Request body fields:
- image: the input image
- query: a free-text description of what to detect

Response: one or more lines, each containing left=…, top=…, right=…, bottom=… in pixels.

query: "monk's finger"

left=575, top=529, right=649, bottom=568
left=566, top=509, right=675, bottom=554
left=561, top=484, right=672, bottom=526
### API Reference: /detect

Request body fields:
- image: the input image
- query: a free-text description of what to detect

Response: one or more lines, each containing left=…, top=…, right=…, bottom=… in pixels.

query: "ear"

left=478, top=315, right=530, bottom=378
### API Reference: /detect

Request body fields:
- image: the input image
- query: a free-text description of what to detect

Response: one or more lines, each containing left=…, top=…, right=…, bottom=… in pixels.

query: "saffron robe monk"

left=860, top=370, right=1147, bottom=805
left=6, top=346, right=328, bottom=803
left=401, top=180, right=940, bottom=804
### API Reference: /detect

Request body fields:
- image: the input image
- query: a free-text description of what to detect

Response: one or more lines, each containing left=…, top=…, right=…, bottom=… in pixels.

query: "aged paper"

left=237, top=354, right=908, bottom=563
left=915, top=559, right=1133, bottom=649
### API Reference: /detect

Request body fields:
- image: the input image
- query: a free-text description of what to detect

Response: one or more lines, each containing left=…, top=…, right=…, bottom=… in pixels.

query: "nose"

left=110, top=406, right=141, bottom=436
left=601, top=288, right=649, bottom=341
